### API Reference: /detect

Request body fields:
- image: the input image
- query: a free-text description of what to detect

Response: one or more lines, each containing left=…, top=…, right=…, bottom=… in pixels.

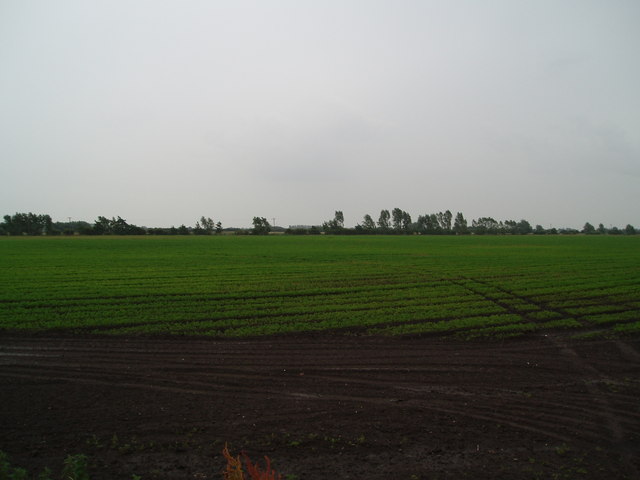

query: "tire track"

left=3, top=334, right=639, bottom=456
left=545, top=335, right=640, bottom=478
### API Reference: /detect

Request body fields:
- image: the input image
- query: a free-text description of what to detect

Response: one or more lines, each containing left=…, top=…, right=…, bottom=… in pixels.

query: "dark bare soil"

left=1, top=333, right=639, bottom=479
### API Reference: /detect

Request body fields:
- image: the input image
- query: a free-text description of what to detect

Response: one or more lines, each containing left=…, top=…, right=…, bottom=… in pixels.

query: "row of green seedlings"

left=469, top=312, right=639, bottom=340
left=1, top=286, right=484, bottom=332
left=460, top=279, right=639, bottom=314
left=546, top=295, right=640, bottom=310
left=209, top=280, right=602, bottom=338
left=0, top=275, right=460, bottom=310
left=518, top=283, right=640, bottom=304
left=576, top=323, right=640, bottom=340
left=551, top=275, right=639, bottom=292
left=180, top=304, right=513, bottom=338
left=498, top=285, right=640, bottom=309
left=449, top=281, right=640, bottom=337
left=462, top=279, right=639, bottom=317
left=2, top=281, right=484, bottom=333
left=610, top=321, right=640, bottom=335
left=0, top=279, right=464, bottom=324
left=93, top=293, right=621, bottom=338
left=369, top=313, right=583, bottom=338
left=0, top=262, right=424, bottom=301
left=459, top=276, right=639, bottom=303
left=0, top=280, right=472, bottom=318
left=524, top=297, right=640, bottom=333
left=95, top=298, right=507, bottom=336
left=6, top=302, right=632, bottom=340
left=565, top=303, right=640, bottom=317
left=483, top=265, right=638, bottom=287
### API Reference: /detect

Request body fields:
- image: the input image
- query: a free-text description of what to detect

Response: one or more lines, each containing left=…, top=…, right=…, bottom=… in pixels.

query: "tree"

left=453, top=212, right=468, bottom=234
left=442, top=210, right=452, bottom=232
left=323, top=211, right=345, bottom=234
left=472, top=217, right=499, bottom=235
left=389, top=208, right=411, bottom=233
left=582, top=222, right=596, bottom=234
left=625, top=224, right=636, bottom=235
left=391, top=208, right=404, bottom=231
left=362, top=214, right=376, bottom=232
left=43, top=214, right=53, bottom=234
left=401, top=211, right=412, bottom=231
left=252, top=217, right=271, bottom=235
left=377, top=210, right=391, bottom=231
left=193, top=221, right=205, bottom=235
left=93, top=216, right=112, bottom=235
left=2, top=212, right=53, bottom=235
left=111, top=216, right=131, bottom=235
left=432, top=211, right=453, bottom=232
left=515, top=219, right=532, bottom=235
left=503, top=220, right=517, bottom=233
left=215, top=221, right=223, bottom=234
left=91, top=216, right=144, bottom=235
left=416, top=213, right=440, bottom=234
left=200, top=216, right=215, bottom=234
left=428, top=214, right=441, bottom=233
left=597, top=223, right=607, bottom=234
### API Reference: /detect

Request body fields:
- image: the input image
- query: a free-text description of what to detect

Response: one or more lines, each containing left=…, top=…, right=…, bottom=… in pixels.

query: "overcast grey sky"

left=1, top=1, right=638, bottom=228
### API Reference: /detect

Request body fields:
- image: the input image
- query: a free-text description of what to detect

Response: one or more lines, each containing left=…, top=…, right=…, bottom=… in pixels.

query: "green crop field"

left=1, top=235, right=639, bottom=338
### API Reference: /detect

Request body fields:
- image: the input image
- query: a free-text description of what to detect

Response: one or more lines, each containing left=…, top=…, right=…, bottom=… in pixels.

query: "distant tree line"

left=315, top=209, right=527, bottom=235
left=291, top=209, right=637, bottom=236
left=1, top=211, right=637, bottom=236
left=582, top=222, right=636, bottom=236
left=0, top=213, right=223, bottom=236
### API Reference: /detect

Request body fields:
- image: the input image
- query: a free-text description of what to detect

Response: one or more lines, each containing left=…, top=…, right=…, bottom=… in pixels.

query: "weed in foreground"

left=222, top=444, right=282, bottom=480
left=0, top=451, right=55, bottom=480
left=61, top=454, right=90, bottom=480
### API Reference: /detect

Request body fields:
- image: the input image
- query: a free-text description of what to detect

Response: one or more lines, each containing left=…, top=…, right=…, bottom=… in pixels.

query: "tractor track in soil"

left=1, top=333, right=639, bottom=479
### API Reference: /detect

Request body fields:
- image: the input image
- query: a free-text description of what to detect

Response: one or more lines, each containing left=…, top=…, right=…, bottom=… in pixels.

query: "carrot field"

left=1, top=235, right=639, bottom=338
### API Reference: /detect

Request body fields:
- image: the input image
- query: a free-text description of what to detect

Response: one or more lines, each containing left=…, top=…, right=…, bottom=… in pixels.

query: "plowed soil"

left=1, top=333, right=639, bottom=479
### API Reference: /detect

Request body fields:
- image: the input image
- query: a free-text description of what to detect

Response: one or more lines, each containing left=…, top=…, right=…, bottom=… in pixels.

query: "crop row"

left=1, top=295, right=508, bottom=332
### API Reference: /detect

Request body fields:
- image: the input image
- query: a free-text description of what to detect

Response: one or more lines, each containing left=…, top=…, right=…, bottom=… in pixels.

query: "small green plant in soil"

left=0, top=451, right=88, bottom=480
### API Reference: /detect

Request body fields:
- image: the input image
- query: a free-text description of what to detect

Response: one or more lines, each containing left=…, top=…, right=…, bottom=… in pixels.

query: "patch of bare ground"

left=1, top=332, right=639, bottom=479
